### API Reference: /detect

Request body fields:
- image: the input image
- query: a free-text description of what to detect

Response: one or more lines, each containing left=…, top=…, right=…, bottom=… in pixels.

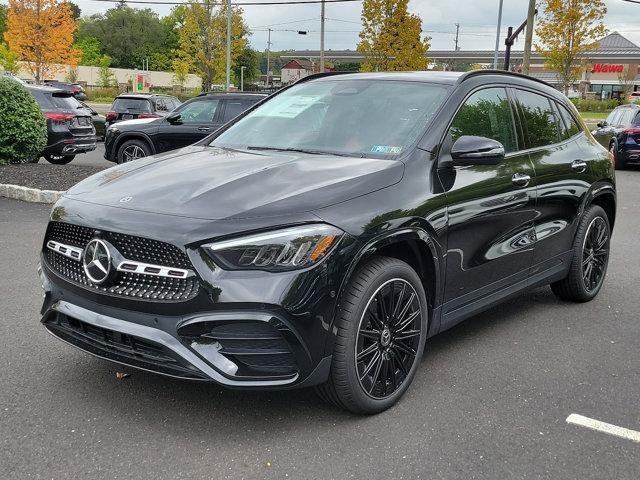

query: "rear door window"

left=514, top=89, right=562, bottom=148
left=221, top=99, right=253, bottom=123
left=449, top=87, right=517, bottom=153
left=29, top=90, right=53, bottom=109
left=112, top=98, right=152, bottom=113
left=606, top=109, right=622, bottom=127
left=619, top=109, right=635, bottom=127
left=555, top=102, right=581, bottom=140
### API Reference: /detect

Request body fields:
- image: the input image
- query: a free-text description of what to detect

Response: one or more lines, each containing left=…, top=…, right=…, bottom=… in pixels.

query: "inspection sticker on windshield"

left=371, top=145, right=402, bottom=154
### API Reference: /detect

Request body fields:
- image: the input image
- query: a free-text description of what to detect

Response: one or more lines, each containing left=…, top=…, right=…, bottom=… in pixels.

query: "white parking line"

left=566, top=414, right=640, bottom=443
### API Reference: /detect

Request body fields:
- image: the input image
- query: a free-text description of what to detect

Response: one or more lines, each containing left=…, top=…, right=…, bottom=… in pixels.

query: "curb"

left=0, top=183, right=64, bottom=204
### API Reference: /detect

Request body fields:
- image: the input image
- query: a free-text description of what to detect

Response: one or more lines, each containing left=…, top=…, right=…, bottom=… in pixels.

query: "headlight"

left=204, top=224, right=343, bottom=271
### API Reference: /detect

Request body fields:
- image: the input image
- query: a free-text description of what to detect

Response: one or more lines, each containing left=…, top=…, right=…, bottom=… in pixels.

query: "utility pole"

left=226, top=0, right=232, bottom=91
left=493, top=0, right=504, bottom=69
left=454, top=23, right=460, bottom=51
left=266, top=28, right=272, bottom=88
left=320, top=0, right=326, bottom=73
left=522, top=0, right=536, bottom=75
left=240, top=66, right=246, bottom=91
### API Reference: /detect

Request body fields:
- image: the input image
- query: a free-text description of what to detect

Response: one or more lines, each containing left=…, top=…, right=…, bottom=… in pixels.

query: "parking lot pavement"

left=1, top=172, right=639, bottom=479
left=70, top=143, right=112, bottom=168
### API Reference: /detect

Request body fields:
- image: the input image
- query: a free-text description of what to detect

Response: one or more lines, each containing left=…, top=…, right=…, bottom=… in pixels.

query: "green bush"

left=84, top=87, right=119, bottom=103
left=0, top=78, right=47, bottom=165
left=570, top=98, right=619, bottom=112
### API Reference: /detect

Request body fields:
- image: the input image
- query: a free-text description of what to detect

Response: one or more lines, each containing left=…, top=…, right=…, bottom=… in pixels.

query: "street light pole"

left=266, top=28, right=272, bottom=88
left=320, top=0, right=325, bottom=73
left=493, top=0, right=504, bottom=69
left=241, top=66, right=246, bottom=91
left=226, top=0, right=232, bottom=91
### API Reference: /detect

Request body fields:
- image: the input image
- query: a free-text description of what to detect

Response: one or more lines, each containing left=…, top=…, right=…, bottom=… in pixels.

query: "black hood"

left=64, top=146, right=404, bottom=220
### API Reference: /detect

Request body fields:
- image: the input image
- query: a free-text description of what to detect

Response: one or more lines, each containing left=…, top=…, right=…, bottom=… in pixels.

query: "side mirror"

left=451, top=135, right=505, bottom=166
left=166, top=113, right=182, bottom=124
left=596, top=121, right=606, bottom=128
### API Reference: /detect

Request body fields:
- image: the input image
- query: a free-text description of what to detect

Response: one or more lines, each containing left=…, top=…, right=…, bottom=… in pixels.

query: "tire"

left=116, top=139, right=152, bottom=164
left=316, top=256, right=428, bottom=414
left=610, top=142, right=625, bottom=170
left=551, top=205, right=611, bottom=302
left=44, top=154, right=75, bottom=165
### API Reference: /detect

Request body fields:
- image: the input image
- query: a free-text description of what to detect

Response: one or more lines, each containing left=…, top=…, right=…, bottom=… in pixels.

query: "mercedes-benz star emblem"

left=119, top=196, right=133, bottom=203
left=83, top=239, right=112, bottom=285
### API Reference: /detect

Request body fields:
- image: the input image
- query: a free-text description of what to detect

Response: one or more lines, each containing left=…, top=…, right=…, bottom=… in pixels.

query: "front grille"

left=45, top=312, right=208, bottom=380
left=44, top=222, right=200, bottom=302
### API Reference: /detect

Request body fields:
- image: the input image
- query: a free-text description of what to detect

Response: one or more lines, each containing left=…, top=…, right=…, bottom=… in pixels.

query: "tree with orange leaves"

left=4, top=0, right=79, bottom=83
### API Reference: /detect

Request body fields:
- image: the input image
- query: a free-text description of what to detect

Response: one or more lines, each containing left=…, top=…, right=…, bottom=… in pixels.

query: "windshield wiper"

left=246, top=146, right=353, bottom=157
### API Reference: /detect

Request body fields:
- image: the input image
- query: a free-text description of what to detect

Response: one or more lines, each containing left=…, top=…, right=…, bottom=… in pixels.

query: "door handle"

left=571, top=159, right=587, bottom=173
left=512, top=172, right=531, bottom=187
left=197, top=126, right=210, bottom=132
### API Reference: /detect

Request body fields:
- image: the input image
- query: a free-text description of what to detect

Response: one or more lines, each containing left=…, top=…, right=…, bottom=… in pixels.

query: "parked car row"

left=592, top=103, right=640, bottom=169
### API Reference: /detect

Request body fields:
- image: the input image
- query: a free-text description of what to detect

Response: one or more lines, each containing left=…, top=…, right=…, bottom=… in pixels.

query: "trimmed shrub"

left=570, top=98, right=619, bottom=112
left=0, top=78, right=47, bottom=165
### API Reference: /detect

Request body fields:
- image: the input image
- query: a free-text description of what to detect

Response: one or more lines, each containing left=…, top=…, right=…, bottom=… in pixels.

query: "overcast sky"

left=65, top=0, right=640, bottom=52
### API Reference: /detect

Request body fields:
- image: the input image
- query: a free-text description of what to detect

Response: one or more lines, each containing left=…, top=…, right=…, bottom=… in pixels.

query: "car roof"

left=615, top=103, right=640, bottom=109
left=116, top=93, right=176, bottom=99
left=199, top=92, right=268, bottom=98
left=27, top=85, right=67, bottom=94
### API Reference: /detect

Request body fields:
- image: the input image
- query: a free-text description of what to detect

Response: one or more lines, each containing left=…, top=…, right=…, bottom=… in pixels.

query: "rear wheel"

left=117, top=139, right=152, bottom=164
left=44, top=154, right=75, bottom=165
left=610, top=142, right=625, bottom=170
left=316, top=257, right=428, bottom=414
left=551, top=205, right=610, bottom=302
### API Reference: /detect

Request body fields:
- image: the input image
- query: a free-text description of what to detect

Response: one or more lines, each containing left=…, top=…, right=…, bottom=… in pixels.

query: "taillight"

left=137, top=113, right=161, bottom=119
left=105, top=111, right=117, bottom=122
left=623, top=128, right=640, bottom=134
left=44, top=112, right=75, bottom=122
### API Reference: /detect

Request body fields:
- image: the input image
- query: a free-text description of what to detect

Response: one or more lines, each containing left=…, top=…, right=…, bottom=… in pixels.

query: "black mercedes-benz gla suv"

left=39, top=71, right=615, bottom=414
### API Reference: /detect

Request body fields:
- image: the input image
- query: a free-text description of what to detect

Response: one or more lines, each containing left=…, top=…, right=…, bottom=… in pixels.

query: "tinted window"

left=155, top=98, right=168, bottom=112
left=606, top=109, right=622, bottom=127
left=633, top=111, right=640, bottom=126
left=556, top=102, right=581, bottom=140
left=222, top=100, right=253, bottom=122
left=112, top=97, right=152, bottom=113
left=449, top=87, right=517, bottom=153
left=619, top=108, right=636, bottom=127
left=50, top=93, right=82, bottom=110
left=29, top=90, right=52, bottom=109
left=515, top=90, right=561, bottom=148
left=213, top=80, right=450, bottom=157
left=176, top=99, right=219, bottom=123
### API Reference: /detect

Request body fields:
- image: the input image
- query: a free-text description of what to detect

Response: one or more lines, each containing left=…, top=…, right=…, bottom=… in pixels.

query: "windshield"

left=211, top=79, right=450, bottom=157
left=112, top=97, right=152, bottom=113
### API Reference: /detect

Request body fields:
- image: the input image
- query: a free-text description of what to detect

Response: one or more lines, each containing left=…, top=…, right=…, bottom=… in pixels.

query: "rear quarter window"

left=514, top=89, right=562, bottom=148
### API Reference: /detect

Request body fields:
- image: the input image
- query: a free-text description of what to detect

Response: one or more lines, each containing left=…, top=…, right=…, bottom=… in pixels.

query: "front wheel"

left=316, top=257, right=428, bottom=414
left=551, top=205, right=611, bottom=302
left=117, top=139, right=151, bottom=164
left=44, top=154, right=75, bottom=164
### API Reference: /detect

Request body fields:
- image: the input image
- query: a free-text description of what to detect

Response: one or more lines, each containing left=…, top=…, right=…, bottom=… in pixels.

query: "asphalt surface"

left=71, top=143, right=112, bottom=168
left=1, top=171, right=639, bottom=479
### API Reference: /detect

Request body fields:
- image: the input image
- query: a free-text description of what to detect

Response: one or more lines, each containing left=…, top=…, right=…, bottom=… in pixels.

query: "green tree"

left=536, top=0, right=607, bottom=94
left=335, top=62, right=361, bottom=72
left=178, top=0, right=249, bottom=89
left=74, top=36, right=105, bottom=66
left=234, top=46, right=260, bottom=84
left=171, top=57, right=189, bottom=87
left=77, top=7, right=172, bottom=69
left=68, top=1, right=80, bottom=20
left=0, top=42, right=19, bottom=73
left=0, top=4, right=7, bottom=38
left=97, top=56, right=116, bottom=87
left=357, top=0, right=430, bottom=72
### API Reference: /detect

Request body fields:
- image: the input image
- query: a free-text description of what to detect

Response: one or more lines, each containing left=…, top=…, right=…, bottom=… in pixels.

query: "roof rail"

left=458, top=69, right=554, bottom=89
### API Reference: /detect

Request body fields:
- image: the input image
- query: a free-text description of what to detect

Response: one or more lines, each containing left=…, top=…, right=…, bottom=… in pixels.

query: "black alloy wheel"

left=581, top=216, right=609, bottom=294
left=551, top=205, right=610, bottom=302
left=117, top=139, right=151, bottom=164
left=316, top=256, right=427, bottom=414
left=355, top=278, right=422, bottom=399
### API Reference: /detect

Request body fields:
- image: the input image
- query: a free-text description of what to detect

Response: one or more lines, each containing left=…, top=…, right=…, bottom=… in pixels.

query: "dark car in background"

left=43, top=80, right=88, bottom=101
left=105, top=93, right=181, bottom=127
left=104, top=92, right=266, bottom=163
left=79, top=101, right=106, bottom=140
left=28, top=85, right=96, bottom=164
left=592, top=103, right=640, bottom=169
left=40, top=71, right=615, bottom=414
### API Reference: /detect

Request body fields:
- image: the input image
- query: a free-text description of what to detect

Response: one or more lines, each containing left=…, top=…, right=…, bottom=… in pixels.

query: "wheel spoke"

left=359, top=351, right=381, bottom=381
left=388, top=354, right=398, bottom=391
left=359, top=329, right=380, bottom=341
left=394, top=329, right=421, bottom=341
left=395, top=310, right=420, bottom=333
left=376, top=288, right=388, bottom=324
left=389, top=349, right=408, bottom=376
left=392, top=282, right=406, bottom=319
left=394, top=292, right=416, bottom=326
left=356, top=342, right=378, bottom=362
left=392, top=341, right=417, bottom=358
left=368, top=354, right=384, bottom=391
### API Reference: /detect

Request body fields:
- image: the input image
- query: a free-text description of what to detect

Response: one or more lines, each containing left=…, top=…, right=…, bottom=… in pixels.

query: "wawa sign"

left=591, top=64, right=624, bottom=73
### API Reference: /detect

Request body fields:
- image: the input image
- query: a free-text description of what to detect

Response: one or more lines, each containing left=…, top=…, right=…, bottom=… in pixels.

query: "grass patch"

left=579, top=111, right=609, bottom=120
